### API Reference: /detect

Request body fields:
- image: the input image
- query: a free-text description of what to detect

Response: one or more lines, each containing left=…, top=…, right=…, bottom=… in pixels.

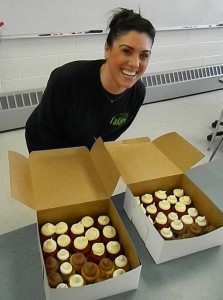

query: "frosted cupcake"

left=114, top=255, right=130, bottom=272
left=102, top=225, right=117, bottom=243
left=98, top=258, right=115, bottom=277
left=56, top=283, right=69, bottom=288
left=81, top=262, right=100, bottom=284
left=174, top=202, right=186, bottom=218
left=57, top=234, right=72, bottom=251
left=59, top=262, right=74, bottom=283
left=167, top=195, right=178, bottom=208
left=113, top=268, right=126, bottom=277
left=81, top=216, right=94, bottom=231
left=179, top=195, right=192, bottom=207
left=85, top=227, right=101, bottom=245
left=141, top=193, right=153, bottom=208
left=70, top=222, right=85, bottom=239
left=153, top=190, right=167, bottom=203
left=40, top=223, right=56, bottom=243
left=195, top=216, right=208, bottom=229
left=158, top=200, right=171, bottom=215
left=96, top=215, right=110, bottom=231
left=42, top=238, right=58, bottom=259
left=187, top=207, right=199, bottom=219
left=70, top=252, right=87, bottom=274
left=55, top=222, right=69, bottom=235
left=173, top=188, right=184, bottom=199
left=187, top=223, right=202, bottom=236
left=181, top=214, right=193, bottom=230
left=154, top=212, right=168, bottom=230
left=160, top=227, right=174, bottom=240
left=57, top=249, right=70, bottom=264
left=106, top=241, right=122, bottom=261
left=45, top=256, right=59, bottom=274
left=89, top=243, right=107, bottom=264
left=68, top=274, right=85, bottom=287
left=73, top=236, right=91, bottom=256
left=47, top=272, right=63, bottom=288
left=170, top=220, right=185, bottom=237
left=167, top=212, right=178, bottom=225
left=146, top=203, right=158, bottom=220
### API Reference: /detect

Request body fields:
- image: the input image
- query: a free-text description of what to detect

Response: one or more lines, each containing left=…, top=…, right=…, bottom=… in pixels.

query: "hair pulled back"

left=106, top=8, right=156, bottom=47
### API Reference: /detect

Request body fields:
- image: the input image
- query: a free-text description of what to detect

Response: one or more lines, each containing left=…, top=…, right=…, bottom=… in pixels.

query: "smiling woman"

left=25, top=8, right=156, bottom=153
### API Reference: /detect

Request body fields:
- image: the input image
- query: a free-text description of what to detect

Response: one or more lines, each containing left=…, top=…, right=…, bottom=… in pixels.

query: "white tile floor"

left=1, top=89, right=223, bottom=235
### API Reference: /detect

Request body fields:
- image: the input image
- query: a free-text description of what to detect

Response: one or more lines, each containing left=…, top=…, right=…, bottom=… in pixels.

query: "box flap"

left=153, top=132, right=204, bottom=172
left=8, top=151, right=35, bottom=209
left=8, top=140, right=120, bottom=212
left=105, top=137, right=182, bottom=184
left=90, top=138, right=120, bottom=197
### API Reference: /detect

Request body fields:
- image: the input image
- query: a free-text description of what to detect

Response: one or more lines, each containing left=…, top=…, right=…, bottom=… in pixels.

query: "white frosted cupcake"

left=73, top=236, right=91, bottom=255
left=160, top=227, right=174, bottom=240
left=114, top=255, right=130, bottom=272
left=179, top=195, right=192, bottom=207
left=153, top=190, right=167, bottom=203
left=167, top=195, right=177, bottom=206
left=81, top=216, right=94, bottom=230
left=85, top=227, right=101, bottom=244
left=181, top=214, right=193, bottom=226
left=89, top=242, right=107, bottom=264
left=141, top=193, right=153, bottom=207
left=113, top=268, right=126, bottom=277
left=40, top=223, right=56, bottom=243
left=195, top=216, right=208, bottom=227
left=146, top=203, right=157, bottom=220
left=102, top=225, right=117, bottom=243
left=70, top=222, right=85, bottom=239
left=174, top=202, right=186, bottom=217
left=158, top=200, right=171, bottom=215
left=167, top=212, right=178, bottom=225
left=57, top=234, right=71, bottom=250
left=60, top=262, right=74, bottom=282
left=55, top=222, right=68, bottom=235
left=56, top=283, right=69, bottom=288
left=187, top=207, right=199, bottom=219
left=173, top=188, right=184, bottom=198
left=42, top=238, right=57, bottom=259
left=68, top=274, right=85, bottom=287
left=96, top=215, right=110, bottom=231
left=106, top=241, right=121, bottom=260
left=170, top=220, right=185, bottom=237
left=57, top=249, right=70, bottom=263
left=155, top=212, right=168, bottom=230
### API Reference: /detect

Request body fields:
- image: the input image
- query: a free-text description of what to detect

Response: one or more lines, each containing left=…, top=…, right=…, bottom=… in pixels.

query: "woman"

left=25, top=8, right=155, bottom=152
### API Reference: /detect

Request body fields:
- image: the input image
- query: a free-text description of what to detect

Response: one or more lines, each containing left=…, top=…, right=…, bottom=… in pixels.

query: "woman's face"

left=104, top=30, right=153, bottom=93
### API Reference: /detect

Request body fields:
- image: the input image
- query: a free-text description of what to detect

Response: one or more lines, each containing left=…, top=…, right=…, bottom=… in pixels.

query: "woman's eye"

left=122, top=49, right=131, bottom=55
left=140, top=53, right=149, bottom=59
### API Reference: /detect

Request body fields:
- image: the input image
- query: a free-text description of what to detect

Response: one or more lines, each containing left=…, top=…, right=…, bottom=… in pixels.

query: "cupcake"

left=179, top=195, right=192, bottom=207
left=114, top=255, right=130, bottom=272
left=195, top=216, right=208, bottom=229
left=174, top=202, right=186, bottom=218
left=187, top=223, right=202, bottom=236
left=113, top=268, right=126, bottom=277
left=160, top=227, right=174, bottom=240
left=154, top=212, right=168, bottom=230
left=42, top=238, right=57, bottom=259
left=59, top=262, right=74, bottom=283
left=70, top=252, right=87, bottom=274
left=89, top=243, right=107, bottom=264
left=146, top=203, right=157, bottom=219
left=167, top=212, right=178, bottom=225
left=167, top=195, right=178, bottom=208
left=70, top=222, right=85, bottom=240
left=139, top=204, right=147, bottom=215
left=106, top=241, right=122, bottom=261
left=102, top=225, right=117, bottom=244
left=68, top=274, right=85, bottom=287
left=73, top=236, right=91, bottom=256
left=173, top=188, right=184, bottom=199
left=44, top=256, right=59, bottom=274
left=141, top=193, right=153, bottom=208
left=153, top=190, right=167, bottom=203
left=187, top=207, right=199, bottom=219
left=57, top=234, right=72, bottom=251
left=56, top=283, right=69, bottom=288
left=158, top=200, right=171, bottom=215
left=96, top=215, right=110, bottom=231
left=98, top=258, right=115, bottom=277
left=81, top=216, right=94, bottom=231
left=181, top=214, right=193, bottom=230
left=55, top=222, right=69, bottom=235
left=170, top=220, right=185, bottom=237
left=57, top=249, right=70, bottom=264
left=47, top=272, right=63, bottom=288
left=40, top=223, right=56, bottom=243
left=134, top=196, right=141, bottom=205
left=81, top=262, right=100, bottom=284
left=85, top=227, right=101, bottom=245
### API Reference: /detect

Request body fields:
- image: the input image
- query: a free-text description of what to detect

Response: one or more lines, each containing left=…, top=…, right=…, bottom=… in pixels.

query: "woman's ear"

left=104, top=42, right=110, bottom=59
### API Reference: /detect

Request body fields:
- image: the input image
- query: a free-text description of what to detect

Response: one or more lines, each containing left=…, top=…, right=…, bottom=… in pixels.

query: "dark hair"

left=106, top=8, right=156, bottom=47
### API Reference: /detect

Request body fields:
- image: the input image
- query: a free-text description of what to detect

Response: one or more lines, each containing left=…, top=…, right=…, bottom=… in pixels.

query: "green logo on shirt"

left=110, top=113, right=128, bottom=126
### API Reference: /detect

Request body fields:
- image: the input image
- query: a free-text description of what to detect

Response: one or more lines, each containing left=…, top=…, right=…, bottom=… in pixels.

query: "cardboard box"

left=8, top=139, right=141, bottom=300
left=105, top=132, right=223, bottom=264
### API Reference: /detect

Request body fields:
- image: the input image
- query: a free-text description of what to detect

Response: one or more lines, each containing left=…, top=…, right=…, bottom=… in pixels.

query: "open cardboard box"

left=8, top=139, right=141, bottom=300
left=105, top=132, right=223, bottom=264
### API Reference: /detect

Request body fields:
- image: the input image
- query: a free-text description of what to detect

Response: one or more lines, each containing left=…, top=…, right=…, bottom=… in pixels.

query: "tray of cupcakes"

left=134, top=188, right=216, bottom=240
left=40, top=214, right=131, bottom=289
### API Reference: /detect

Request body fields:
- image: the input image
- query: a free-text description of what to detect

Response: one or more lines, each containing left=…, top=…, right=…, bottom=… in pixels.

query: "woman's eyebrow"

left=119, top=44, right=151, bottom=53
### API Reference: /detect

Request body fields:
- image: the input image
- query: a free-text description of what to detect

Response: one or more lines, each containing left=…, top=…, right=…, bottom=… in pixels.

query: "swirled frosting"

left=187, top=207, right=198, bottom=218
left=57, top=234, right=71, bottom=247
left=141, top=193, right=153, bottom=204
left=175, top=202, right=186, bottom=213
left=115, top=255, right=128, bottom=268
left=98, top=215, right=110, bottom=226
left=168, top=212, right=178, bottom=222
left=103, top=226, right=116, bottom=238
left=179, top=196, right=192, bottom=206
left=57, top=249, right=69, bottom=261
left=81, top=216, right=94, bottom=228
left=85, top=227, right=100, bottom=241
left=106, top=241, right=121, bottom=254
left=195, top=216, right=207, bottom=227
left=113, top=269, right=126, bottom=277
left=158, top=200, right=171, bottom=211
left=55, top=222, right=68, bottom=235
left=181, top=214, right=193, bottom=225
left=41, top=223, right=56, bottom=236
left=69, top=274, right=84, bottom=287
left=56, top=283, right=68, bottom=288
left=167, top=195, right=177, bottom=205
left=73, top=236, right=88, bottom=250
left=154, top=190, right=167, bottom=200
left=155, top=212, right=167, bottom=225
left=92, top=243, right=105, bottom=256
left=43, top=238, right=57, bottom=253
left=171, top=220, right=184, bottom=231
left=173, top=189, right=184, bottom=197
left=160, top=227, right=173, bottom=239
left=146, top=203, right=157, bottom=214
left=60, top=262, right=73, bottom=275
left=71, top=222, right=84, bottom=235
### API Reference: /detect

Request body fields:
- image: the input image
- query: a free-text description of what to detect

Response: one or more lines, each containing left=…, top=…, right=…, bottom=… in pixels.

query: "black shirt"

left=25, top=59, right=145, bottom=152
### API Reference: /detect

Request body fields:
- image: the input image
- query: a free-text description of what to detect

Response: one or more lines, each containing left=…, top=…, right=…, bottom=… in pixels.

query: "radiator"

left=0, top=64, right=223, bottom=132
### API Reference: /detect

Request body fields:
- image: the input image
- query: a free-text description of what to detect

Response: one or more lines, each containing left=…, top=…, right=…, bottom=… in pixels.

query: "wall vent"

left=1, top=64, right=223, bottom=132
left=142, top=64, right=223, bottom=103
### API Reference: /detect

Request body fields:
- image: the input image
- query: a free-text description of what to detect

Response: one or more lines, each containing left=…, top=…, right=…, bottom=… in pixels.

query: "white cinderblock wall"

left=0, top=28, right=223, bottom=94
